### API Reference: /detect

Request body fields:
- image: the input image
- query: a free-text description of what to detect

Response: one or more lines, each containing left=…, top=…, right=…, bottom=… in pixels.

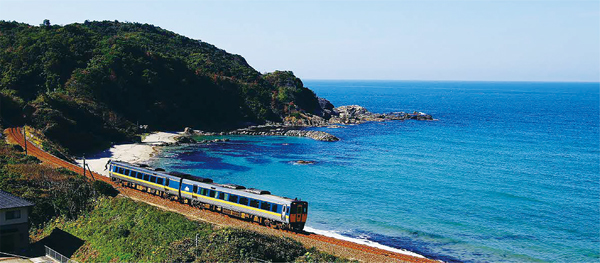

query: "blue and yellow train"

left=108, top=160, right=308, bottom=231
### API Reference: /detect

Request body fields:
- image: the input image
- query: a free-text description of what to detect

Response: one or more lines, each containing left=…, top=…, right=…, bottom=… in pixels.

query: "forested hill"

left=0, top=20, right=323, bottom=155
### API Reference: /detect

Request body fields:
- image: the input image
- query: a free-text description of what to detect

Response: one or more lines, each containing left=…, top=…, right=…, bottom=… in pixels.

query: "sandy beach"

left=76, top=131, right=180, bottom=177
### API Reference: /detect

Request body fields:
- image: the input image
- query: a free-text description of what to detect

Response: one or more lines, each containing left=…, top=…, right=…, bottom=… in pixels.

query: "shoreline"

left=79, top=131, right=432, bottom=261
left=76, top=131, right=180, bottom=177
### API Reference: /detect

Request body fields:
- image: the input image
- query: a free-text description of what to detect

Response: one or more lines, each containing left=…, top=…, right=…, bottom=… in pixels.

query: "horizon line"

left=301, top=78, right=600, bottom=84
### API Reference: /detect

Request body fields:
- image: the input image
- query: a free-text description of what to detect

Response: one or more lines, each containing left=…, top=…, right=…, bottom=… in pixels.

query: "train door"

left=290, top=202, right=304, bottom=223
left=301, top=202, right=308, bottom=222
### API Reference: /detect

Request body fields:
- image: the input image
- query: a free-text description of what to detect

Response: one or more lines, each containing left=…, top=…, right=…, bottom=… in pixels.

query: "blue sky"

left=1, top=0, right=598, bottom=82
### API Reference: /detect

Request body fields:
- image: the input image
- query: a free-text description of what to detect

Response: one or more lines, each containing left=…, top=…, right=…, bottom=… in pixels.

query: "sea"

left=151, top=80, right=600, bottom=262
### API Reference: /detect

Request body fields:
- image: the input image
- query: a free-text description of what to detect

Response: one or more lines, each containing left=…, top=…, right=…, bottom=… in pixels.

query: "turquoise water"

left=152, top=81, right=600, bottom=262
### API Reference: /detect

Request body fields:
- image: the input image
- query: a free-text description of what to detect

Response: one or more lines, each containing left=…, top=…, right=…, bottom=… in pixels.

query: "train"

left=108, top=160, right=308, bottom=231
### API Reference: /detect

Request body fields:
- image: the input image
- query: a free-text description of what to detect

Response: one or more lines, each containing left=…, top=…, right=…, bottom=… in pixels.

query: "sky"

left=0, top=0, right=598, bottom=82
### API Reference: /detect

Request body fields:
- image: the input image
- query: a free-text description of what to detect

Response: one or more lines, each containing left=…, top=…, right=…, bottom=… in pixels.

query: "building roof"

left=0, top=190, right=34, bottom=209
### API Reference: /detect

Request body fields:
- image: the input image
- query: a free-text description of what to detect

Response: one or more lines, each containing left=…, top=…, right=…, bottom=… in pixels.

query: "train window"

left=165, top=179, right=170, bottom=186
left=218, top=192, right=225, bottom=200
left=228, top=195, right=238, bottom=203
left=239, top=197, right=248, bottom=206
left=260, top=202, right=270, bottom=211
left=303, top=207, right=307, bottom=213
left=150, top=176, right=157, bottom=183
left=118, top=168, right=124, bottom=174
left=157, top=178, right=164, bottom=185
left=297, top=207, right=302, bottom=214
left=209, top=190, right=216, bottom=198
left=137, top=173, right=143, bottom=179
left=250, top=199, right=259, bottom=208
left=271, top=204, right=278, bottom=213
left=130, top=171, right=136, bottom=177
left=200, top=188, right=207, bottom=196
left=143, top=174, right=149, bottom=181
left=193, top=185, right=198, bottom=194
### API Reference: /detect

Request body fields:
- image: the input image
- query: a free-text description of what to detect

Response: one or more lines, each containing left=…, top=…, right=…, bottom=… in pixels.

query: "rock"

left=294, top=160, right=315, bottom=165
left=283, top=130, right=339, bottom=142
left=318, top=97, right=334, bottom=111
left=334, top=105, right=369, bottom=119
left=409, top=112, right=434, bottom=121
left=183, top=127, right=196, bottom=135
left=317, top=97, right=336, bottom=118
left=174, top=136, right=197, bottom=144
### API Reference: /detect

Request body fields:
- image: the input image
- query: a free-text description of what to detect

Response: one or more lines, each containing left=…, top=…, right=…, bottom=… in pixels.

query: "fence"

left=44, top=245, right=78, bottom=263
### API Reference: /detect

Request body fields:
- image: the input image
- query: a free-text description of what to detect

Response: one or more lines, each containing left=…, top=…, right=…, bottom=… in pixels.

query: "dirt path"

left=5, top=127, right=437, bottom=263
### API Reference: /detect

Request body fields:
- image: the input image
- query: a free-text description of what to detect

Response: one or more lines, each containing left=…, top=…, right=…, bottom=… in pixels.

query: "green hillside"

left=0, top=138, right=347, bottom=262
left=0, top=20, right=322, bottom=155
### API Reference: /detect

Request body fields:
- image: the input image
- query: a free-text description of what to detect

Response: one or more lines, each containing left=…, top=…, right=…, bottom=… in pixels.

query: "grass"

left=34, top=197, right=351, bottom=262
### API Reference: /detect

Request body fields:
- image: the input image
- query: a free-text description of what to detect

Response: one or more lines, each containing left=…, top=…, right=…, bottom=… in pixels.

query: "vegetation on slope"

left=0, top=137, right=347, bottom=262
left=0, top=138, right=111, bottom=226
left=35, top=197, right=346, bottom=262
left=0, top=20, right=325, bottom=155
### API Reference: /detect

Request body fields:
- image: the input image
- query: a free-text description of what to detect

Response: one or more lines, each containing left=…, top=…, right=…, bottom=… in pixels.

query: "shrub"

left=197, top=228, right=306, bottom=262
left=92, top=180, right=119, bottom=197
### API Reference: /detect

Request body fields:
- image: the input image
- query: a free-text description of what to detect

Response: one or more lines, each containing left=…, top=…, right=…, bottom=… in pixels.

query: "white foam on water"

left=304, top=226, right=426, bottom=258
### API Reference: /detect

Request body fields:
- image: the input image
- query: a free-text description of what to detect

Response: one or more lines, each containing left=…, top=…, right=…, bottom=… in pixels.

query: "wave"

left=303, top=226, right=426, bottom=258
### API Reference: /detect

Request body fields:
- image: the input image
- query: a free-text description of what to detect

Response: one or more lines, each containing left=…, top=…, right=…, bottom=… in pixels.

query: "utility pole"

left=195, top=233, right=199, bottom=258
left=86, top=163, right=95, bottom=180
left=22, top=127, right=27, bottom=155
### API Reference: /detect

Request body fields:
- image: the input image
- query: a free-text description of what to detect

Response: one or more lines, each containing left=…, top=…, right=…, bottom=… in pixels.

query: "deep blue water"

left=152, top=81, right=600, bottom=262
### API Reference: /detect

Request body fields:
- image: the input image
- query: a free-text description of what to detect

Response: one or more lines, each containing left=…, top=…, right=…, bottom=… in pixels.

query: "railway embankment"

left=5, top=127, right=437, bottom=263
left=1, top=128, right=346, bottom=262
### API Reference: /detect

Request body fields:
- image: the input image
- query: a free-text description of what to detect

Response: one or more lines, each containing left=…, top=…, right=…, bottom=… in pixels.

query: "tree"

left=42, top=19, right=50, bottom=28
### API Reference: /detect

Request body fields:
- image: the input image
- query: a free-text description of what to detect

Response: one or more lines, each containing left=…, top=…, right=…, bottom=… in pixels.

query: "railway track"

left=4, top=127, right=436, bottom=263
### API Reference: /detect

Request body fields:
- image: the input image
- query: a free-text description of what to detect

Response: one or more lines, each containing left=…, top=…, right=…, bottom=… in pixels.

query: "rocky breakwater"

left=175, top=126, right=340, bottom=142
left=225, top=126, right=339, bottom=142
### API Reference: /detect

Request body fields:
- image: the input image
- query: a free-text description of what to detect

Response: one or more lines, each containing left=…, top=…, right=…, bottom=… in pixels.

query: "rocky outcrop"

left=174, top=136, right=197, bottom=144
left=318, top=98, right=335, bottom=118
left=183, top=127, right=196, bottom=135
left=294, top=160, right=315, bottom=164
left=283, top=130, right=339, bottom=142
left=281, top=104, right=434, bottom=127
left=176, top=102, right=432, bottom=144
left=218, top=126, right=340, bottom=142
left=328, top=106, right=433, bottom=124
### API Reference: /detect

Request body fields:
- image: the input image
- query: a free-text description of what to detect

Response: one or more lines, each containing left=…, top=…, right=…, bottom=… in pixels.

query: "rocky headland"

left=174, top=102, right=434, bottom=143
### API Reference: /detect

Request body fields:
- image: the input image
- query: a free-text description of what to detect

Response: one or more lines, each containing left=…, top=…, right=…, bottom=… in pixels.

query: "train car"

left=108, top=160, right=308, bottom=230
left=109, top=161, right=180, bottom=198
left=179, top=178, right=308, bottom=230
